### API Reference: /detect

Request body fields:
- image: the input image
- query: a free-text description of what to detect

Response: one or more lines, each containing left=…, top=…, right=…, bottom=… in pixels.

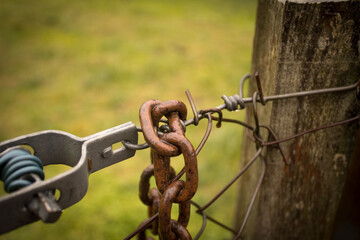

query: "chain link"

left=138, top=100, right=198, bottom=239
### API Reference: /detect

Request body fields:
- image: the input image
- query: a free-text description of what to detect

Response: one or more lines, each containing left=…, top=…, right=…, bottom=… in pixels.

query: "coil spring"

left=0, top=147, right=44, bottom=193
left=221, top=94, right=246, bottom=111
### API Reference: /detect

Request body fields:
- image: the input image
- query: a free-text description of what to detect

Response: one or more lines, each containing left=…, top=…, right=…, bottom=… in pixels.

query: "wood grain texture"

left=234, top=0, right=360, bottom=239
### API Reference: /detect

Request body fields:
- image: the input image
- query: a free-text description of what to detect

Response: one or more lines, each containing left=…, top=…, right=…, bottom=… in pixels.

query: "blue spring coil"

left=0, top=148, right=44, bottom=193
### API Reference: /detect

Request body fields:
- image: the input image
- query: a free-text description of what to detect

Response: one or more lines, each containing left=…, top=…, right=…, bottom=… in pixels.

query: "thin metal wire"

left=261, top=114, right=360, bottom=147
left=199, top=108, right=223, bottom=128
left=193, top=200, right=240, bottom=235
left=211, top=116, right=254, bottom=131
left=123, top=214, right=158, bottom=240
left=244, top=106, right=256, bottom=142
left=195, top=113, right=213, bottom=156
left=252, top=92, right=261, bottom=139
left=121, top=140, right=149, bottom=150
left=216, top=80, right=359, bottom=111
left=210, top=115, right=288, bottom=165
left=262, top=80, right=360, bottom=104
left=190, top=78, right=359, bottom=238
left=173, top=113, right=213, bottom=183
left=238, top=104, right=289, bottom=164
left=191, top=95, right=265, bottom=238
left=186, top=89, right=200, bottom=126
left=259, top=125, right=289, bottom=165
left=239, top=73, right=251, bottom=99
left=197, top=148, right=263, bottom=212
left=219, top=72, right=251, bottom=112
left=255, top=72, right=266, bottom=105
left=191, top=201, right=207, bottom=240
left=230, top=95, right=266, bottom=240
left=233, top=155, right=266, bottom=240
left=204, top=213, right=238, bottom=235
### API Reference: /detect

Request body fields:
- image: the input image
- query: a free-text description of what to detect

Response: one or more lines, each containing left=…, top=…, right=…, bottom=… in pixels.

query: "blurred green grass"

left=0, top=0, right=256, bottom=239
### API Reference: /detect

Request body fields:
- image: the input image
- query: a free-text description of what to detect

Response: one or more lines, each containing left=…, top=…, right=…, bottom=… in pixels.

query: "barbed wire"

left=124, top=73, right=359, bottom=240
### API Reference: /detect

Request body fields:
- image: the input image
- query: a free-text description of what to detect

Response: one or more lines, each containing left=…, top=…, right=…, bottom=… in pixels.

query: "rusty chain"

left=138, top=100, right=198, bottom=239
left=124, top=74, right=359, bottom=240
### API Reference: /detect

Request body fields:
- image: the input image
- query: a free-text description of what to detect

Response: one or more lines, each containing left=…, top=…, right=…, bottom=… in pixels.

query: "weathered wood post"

left=234, top=0, right=360, bottom=239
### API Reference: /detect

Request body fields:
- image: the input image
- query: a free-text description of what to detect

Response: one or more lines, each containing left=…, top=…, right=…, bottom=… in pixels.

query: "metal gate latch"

left=0, top=122, right=138, bottom=233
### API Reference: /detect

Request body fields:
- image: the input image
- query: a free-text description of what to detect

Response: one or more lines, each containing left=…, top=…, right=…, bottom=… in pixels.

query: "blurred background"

left=0, top=0, right=257, bottom=239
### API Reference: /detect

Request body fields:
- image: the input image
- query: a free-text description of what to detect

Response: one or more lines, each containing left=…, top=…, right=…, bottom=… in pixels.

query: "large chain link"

left=138, top=100, right=198, bottom=239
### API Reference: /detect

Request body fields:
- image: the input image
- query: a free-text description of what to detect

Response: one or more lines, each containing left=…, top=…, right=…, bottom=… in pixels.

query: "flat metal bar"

left=0, top=122, right=138, bottom=234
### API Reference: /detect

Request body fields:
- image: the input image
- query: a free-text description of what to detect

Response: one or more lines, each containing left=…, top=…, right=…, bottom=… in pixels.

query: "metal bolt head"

left=102, top=146, right=113, bottom=158
left=27, top=191, right=62, bottom=223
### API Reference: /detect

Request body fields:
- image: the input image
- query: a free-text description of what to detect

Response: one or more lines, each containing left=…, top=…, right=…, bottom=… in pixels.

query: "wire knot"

left=221, top=94, right=246, bottom=111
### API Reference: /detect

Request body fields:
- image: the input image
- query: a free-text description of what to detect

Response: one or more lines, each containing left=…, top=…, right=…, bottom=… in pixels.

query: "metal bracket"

left=0, top=122, right=138, bottom=234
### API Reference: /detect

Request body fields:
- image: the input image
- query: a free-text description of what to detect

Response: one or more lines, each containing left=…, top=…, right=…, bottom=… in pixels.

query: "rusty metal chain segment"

left=159, top=180, right=191, bottom=240
left=138, top=99, right=198, bottom=239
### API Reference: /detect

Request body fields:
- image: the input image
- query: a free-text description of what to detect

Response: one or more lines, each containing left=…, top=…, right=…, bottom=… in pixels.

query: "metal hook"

left=255, top=72, right=266, bottom=105
left=252, top=92, right=262, bottom=144
left=199, top=108, right=223, bottom=128
left=185, top=89, right=200, bottom=126
left=121, top=127, right=150, bottom=150
left=121, top=140, right=149, bottom=150
left=196, top=113, right=213, bottom=155
left=239, top=73, right=252, bottom=99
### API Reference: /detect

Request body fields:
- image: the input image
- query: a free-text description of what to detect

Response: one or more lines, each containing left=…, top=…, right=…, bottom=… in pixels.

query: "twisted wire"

left=221, top=94, right=246, bottom=111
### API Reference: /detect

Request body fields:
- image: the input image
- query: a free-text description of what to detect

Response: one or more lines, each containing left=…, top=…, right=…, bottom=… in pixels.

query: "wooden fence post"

left=234, top=0, right=360, bottom=239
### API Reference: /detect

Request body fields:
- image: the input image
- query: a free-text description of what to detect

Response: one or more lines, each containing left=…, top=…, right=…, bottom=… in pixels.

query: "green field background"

left=0, top=1, right=257, bottom=239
